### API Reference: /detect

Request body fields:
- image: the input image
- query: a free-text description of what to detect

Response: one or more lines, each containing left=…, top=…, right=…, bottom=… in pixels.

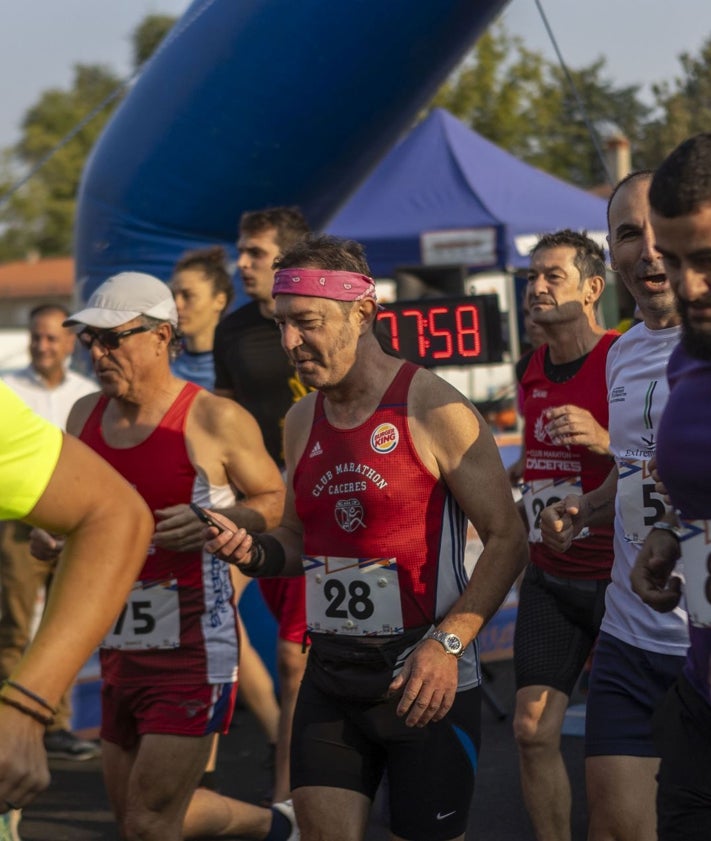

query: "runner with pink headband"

left=272, top=268, right=377, bottom=302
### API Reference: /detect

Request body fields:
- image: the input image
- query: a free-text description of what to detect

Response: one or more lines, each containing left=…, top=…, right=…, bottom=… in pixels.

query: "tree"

left=0, top=64, right=123, bottom=258
left=431, top=25, right=549, bottom=158
left=132, top=14, right=177, bottom=68
left=517, top=59, right=650, bottom=186
left=638, top=35, right=711, bottom=167
left=429, top=23, right=650, bottom=188
left=0, top=14, right=177, bottom=260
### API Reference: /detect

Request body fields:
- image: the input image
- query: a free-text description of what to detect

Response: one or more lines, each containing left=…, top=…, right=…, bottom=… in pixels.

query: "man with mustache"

left=513, top=230, right=617, bottom=841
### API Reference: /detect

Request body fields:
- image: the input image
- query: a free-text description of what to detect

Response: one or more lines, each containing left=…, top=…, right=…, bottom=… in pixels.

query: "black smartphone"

left=189, top=503, right=223, bottom=532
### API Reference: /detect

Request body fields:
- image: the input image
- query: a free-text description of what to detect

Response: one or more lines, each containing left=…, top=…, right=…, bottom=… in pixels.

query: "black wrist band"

left=0, top=694, right=54, bottom=728
left=2, top=679, right=58, bottom=715
left=239, top=533, right=286, bottom=578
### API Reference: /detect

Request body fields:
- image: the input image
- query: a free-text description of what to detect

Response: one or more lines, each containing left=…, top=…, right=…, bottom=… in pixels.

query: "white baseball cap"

left=64, top=272, right=178, bottom=329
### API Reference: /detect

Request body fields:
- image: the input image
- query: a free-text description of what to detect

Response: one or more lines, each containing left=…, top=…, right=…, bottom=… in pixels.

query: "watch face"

left=445, top=634, right=462, bottom=654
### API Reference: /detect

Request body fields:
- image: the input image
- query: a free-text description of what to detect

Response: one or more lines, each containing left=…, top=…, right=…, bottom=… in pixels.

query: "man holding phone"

left=45, top=272, right=297, bottom=841
left=204, top=235, right=528, bottom=841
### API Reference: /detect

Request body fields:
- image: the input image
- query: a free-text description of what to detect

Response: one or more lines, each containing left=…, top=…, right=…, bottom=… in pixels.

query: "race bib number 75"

left=101, top=578, right=180, bottom=650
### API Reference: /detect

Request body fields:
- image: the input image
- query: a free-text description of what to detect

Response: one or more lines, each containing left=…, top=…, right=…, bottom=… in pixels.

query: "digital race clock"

left=376, top=294, right=503, bottom=367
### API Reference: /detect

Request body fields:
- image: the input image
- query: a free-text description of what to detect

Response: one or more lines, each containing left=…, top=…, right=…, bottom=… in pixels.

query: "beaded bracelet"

left=2, top=680, right=58, bottom=716
left=0, top=694, right=54, bottom=728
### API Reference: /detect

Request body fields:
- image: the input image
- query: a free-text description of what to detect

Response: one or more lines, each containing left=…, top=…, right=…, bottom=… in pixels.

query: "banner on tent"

left=421, top=227, right=498, bottom=268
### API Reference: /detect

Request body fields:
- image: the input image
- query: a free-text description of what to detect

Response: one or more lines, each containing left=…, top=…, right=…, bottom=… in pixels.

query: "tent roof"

left=326, top=108, right=607, bottom=275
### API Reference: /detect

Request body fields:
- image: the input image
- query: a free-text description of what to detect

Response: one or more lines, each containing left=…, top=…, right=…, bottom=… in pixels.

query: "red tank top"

left=79, top=382, right=238, bottom=686
left=294, top=362, right=468, bottom=634
left=521, top=333, right=616, bottom=578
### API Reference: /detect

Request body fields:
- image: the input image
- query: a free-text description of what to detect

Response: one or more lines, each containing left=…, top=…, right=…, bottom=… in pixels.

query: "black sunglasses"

left=77, top=325, right=151, bottom=351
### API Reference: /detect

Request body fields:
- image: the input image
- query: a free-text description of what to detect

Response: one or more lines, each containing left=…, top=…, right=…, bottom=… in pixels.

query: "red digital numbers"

left=455, top=304, right=481, bottom=358
left=427, top=307, right=452, bottom=359
left=376, top=296, right=497, bottom=366
left=377, top=310, right=399, bottom=351
left=401, top=309, right=435, bottom=359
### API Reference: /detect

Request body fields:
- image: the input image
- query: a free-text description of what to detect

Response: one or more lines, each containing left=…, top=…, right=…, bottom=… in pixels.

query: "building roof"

left=0, top=256, right=74, bottom=299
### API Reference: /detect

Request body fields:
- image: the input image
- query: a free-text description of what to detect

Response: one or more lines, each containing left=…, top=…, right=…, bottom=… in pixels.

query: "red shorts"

left=258, top=577, right=308, bottom=644
left=100, top=681, right=237, bottom=750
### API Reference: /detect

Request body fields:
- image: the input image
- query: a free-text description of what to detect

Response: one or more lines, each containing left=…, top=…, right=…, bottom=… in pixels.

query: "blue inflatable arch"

left=75, top=0, right=509, bottom=297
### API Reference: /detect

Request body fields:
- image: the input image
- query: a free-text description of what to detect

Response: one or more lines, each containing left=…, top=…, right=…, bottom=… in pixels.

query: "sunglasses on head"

left=77, top=324, right=151, bottom=351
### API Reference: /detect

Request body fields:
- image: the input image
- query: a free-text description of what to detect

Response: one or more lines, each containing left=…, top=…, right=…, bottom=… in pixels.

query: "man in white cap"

left=39, top=272, right=297, bottom=840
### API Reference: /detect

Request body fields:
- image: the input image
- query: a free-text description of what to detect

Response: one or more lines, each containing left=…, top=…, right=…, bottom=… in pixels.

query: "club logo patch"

left=370, top=423, right=399, bottom=454
left=334, top=498, right=366, bottom=532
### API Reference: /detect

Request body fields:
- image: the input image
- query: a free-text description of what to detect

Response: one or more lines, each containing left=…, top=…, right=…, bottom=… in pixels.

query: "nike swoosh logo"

left=436, top=811, right=456, bottom=820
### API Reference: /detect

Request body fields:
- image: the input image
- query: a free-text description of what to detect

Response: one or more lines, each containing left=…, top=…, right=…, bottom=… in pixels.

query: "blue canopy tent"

left=326, top=107, right=608, bottom=277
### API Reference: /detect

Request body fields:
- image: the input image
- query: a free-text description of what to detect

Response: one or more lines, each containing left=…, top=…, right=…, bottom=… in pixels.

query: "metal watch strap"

left=426, top=629, right=464, bottom=658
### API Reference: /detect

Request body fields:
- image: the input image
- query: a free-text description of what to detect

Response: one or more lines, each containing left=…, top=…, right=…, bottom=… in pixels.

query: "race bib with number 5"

left=618, top=459, right=667, bottom=544
left=102, top=578, right=180, bottom=650
left=304, top=555, right=403, bottom=636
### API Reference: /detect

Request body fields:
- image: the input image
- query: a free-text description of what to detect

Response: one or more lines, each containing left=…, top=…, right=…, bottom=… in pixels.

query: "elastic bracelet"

left=2, top=680, right=58, bottom=715
left=0, top=694, right=54, bottom=728
left=239, top=533, right=286, bottom=579
left=651, top=521, right=682, bottom=541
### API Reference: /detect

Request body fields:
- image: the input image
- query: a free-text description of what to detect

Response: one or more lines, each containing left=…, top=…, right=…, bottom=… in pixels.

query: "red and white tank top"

left=521, top=333, right=616, bottom=578
left=79, top=382, right=238, bottom=687
left=294, top=362, right=469, bottom=636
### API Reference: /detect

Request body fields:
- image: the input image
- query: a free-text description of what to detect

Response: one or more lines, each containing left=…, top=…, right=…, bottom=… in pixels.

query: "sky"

left=0, top=0, right=710, bottom=150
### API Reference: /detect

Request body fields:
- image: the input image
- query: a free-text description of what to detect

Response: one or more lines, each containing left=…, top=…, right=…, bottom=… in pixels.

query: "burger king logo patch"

left=370, top=423, right=399, bottom=454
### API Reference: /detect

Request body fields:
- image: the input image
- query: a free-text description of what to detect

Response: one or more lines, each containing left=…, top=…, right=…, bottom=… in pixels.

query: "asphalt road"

left=18, top=658, right=589, bottom=840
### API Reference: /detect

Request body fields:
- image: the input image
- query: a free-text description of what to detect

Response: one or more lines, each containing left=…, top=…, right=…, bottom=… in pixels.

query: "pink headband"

left=272, top=268, right=377, bottom=302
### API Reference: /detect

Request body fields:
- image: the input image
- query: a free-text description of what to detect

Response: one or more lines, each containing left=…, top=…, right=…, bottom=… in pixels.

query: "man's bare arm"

left=154, top=394, right=285, bottom=551
left=390, top=373, right=529, bottom=726
left=0, top=433, right=152, bottom=808
left=540, top=464, right=618, bottom=553
left=202, top=396, right=312, bottom=576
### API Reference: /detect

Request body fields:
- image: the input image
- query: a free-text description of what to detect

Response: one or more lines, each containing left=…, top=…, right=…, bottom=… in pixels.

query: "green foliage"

left=638, top=35, right=711, bottom=168
left=132, top=14, right=177, bottom=69
left=430, top=23, right=651, bottom=188
left=432, top=26, right=549, bottom=157
left=0, top=14, right=177, bottom=260
left=0, top=63, right=121, bottom=258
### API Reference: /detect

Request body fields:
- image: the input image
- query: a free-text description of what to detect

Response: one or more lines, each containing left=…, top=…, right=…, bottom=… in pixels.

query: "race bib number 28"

left=101, top=578, right=180, bottom=650
left=304, top=555, right=403, bottom=636
left=521, top=477, right=587, bottom=543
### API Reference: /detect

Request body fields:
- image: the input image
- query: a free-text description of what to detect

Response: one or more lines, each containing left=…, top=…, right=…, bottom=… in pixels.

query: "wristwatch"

left=425, top=628, right=464, bottom=658
left=651, top=520, right=683, bottom=541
